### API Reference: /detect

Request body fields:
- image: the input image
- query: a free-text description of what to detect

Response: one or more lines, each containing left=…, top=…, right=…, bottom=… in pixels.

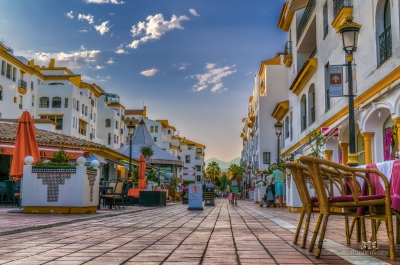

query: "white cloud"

left=106, top=58, right=115, bottom=64
left=127, top=13, right=189, bottom=49
left=189, top=9, right=200, bottom=16
left=66, top=11, right=74, bottom=19
left=191, top=64, right=236, bottom=92
left=109, top=13, right=114, bottom=16
left=179, top=63, right=189, bottom=70
left=78, top=14, right=94, bottom=24
left=78, top=29, right=88, bottom=33
left=18, top=46, right=102, bottom=69
left=206, top=63, right=215, bottom=69
left=115, top=44, right=128, bottom=54
left=94, top=21, right=110, bottom=35
left=85, top=0, right=125, bottom=4
left=141, top=68, right=158, bottom=77
left=94, top=65, right=104, bottom=69
left=82, top=75, right=111, bottom=82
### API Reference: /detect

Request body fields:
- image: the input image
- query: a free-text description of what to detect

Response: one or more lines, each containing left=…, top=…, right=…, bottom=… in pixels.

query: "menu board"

left=188, top=184, right=203, bottom=210
left=204, top=188, right=215, bottom=206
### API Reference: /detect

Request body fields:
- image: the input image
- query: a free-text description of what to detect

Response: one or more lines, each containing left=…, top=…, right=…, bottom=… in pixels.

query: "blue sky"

left=0, top=0, right=286, bottom=162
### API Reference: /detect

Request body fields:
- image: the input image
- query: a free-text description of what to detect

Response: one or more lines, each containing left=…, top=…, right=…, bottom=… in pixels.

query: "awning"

left=86, top=154, right=107, bottom=164
left=288, top=0, right=309, bottom=13
left=0, top=144, right=88, bottom=160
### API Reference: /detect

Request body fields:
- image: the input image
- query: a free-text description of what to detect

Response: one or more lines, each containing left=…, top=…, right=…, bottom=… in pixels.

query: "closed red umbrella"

left=10, top=111, right=41, bottom=180
left=138, top=154, right=148, bottom=189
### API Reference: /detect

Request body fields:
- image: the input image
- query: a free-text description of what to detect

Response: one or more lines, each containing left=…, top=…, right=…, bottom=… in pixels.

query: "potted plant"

left=140, top=145, right=154, bottom=164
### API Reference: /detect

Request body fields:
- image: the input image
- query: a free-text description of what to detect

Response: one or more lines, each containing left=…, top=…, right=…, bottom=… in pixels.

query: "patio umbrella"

left=138, top=154, right=148, bottom=189
left=10, top=111, right=41, bottom=181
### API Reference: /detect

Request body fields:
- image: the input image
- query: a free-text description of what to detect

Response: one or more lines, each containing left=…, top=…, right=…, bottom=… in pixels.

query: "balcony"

left=52, top=101, right=62, bottom=108
left=379, top=26, right=392, bottom=66
left=277, top=2, right=294, bottom=32
left=296, top=0, right=316, bottom=42
left=332, top=0, right=353, bottom=33
left=289, top=58, right=318, bottom=95
left=18, top=80, right=27, bottom=94
left=283, top=41, right=292, bottom=67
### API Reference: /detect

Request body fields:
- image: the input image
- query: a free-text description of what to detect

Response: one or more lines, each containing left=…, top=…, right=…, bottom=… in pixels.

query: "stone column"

left=361, top=132, right=374, bottom=165
left=340, top=143, right=349, bottom=166
left=324, top=150, right=333, bottom=161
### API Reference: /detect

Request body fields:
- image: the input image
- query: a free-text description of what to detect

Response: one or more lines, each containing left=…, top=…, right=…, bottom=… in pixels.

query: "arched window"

left=52, top=96, right=62, bottom=108
left=150, top=126, right=154, bottom=133
left=377, top=0, right=392, bottom=65
left=0, top=86, right=3, bottom=101
left=105, top=119, right=111, bottom=127
left=77, top=100, right=80, bottom=111
left=39, top=97, right=49, bottom=108
left=308, top=84, right=315, bottom=125
left=300, top=94, right=307, bottom=131
left=285, top=116, right=289, bottom=139
left=155, top=126, right=158, bottom=133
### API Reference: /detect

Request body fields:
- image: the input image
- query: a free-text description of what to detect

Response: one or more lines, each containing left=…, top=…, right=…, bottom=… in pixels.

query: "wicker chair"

left=101, top=178, right=125, bottom=209
left=299, top=156, right=395, bottom=260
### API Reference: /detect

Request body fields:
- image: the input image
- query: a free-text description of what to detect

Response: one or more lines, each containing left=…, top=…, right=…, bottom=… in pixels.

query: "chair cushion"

left=101, top=195, right=120, bottom=199
left=310, top=196, right=318, bottom=202
left=14, top=193, right=20, bottom=197
left=328, top=194, right=385, bottom=202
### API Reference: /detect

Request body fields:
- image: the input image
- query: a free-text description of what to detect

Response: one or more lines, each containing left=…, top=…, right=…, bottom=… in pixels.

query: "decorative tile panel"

left=87, top=174, right=96, bottom=202
left=37, top=173, right=72, bottom=202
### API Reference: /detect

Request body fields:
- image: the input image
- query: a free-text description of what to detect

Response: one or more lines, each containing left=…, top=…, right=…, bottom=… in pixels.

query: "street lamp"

left=339, top=17, right=361, bottom=167
left=126, top=119, right=136, bottom=179
left=274, top=121, right=283, bottom=164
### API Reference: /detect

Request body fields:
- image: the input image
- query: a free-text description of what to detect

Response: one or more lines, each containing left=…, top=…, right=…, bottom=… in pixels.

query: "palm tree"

left=228, top=163, right=245, bottom=184
left=206, top=161, right=221, bottom=183
left=140, top=145, right=154, bottom=164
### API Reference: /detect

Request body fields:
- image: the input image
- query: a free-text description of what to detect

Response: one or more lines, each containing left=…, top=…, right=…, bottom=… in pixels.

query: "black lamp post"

left=126, top=120, right=135, bottom=179
left=339, top=18, right=361, bottom=166
left=274, top=121, right=283, bottom=164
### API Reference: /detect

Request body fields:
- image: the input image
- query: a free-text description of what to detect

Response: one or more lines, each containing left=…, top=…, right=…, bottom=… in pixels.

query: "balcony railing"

left=284, top=41, right=292, bottom=56
left=18, top=80, right=27, bottom=90
left=333, top=0, right=352, bottom=18
left=296, top=0, right=316, bottom=42
left=379, top=26, right=392, bottom=66
left=39, top=103, right=49, bottom=108
left=52, top=101, right=62, bottom=108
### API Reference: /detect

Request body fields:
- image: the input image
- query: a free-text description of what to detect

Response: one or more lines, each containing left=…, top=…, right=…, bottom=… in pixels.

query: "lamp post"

left=274, top=121, right=283, bottom=164
left=126, top=120, right=136, bottom=179
left=339, top=18, right=361, bottom=167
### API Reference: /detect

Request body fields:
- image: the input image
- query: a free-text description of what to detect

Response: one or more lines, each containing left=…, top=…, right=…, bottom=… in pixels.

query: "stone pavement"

left=0, top=200, right=396, bottom=264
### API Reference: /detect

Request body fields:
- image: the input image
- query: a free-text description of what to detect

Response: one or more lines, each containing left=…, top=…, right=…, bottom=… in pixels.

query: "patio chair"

left=101, top=178, right=125, bottom=209
left=116, top=182, right=132, bottom=209
left=299, top=156, right=395, bottom=260
left=5, top=180, right=19, bottom=207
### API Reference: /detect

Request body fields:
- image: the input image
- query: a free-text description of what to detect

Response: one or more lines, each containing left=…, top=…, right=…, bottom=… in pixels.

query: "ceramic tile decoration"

left=37, top=173, right=72, bottom=202
left=87, top=174, right=96, bottom=202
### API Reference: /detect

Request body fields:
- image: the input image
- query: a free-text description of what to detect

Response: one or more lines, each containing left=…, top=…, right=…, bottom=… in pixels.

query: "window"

left=55, top=117, right=63, bottom=130
left=79, top=120, right=87, bottom=135
left=77, top=100, right=80, bottom=111
left=290, top=112, right=293, bottom=141
left=300, top=94, right=307, bottom=131
left=196, top=175, right=201, bottom=182
left=323, top=2, right=328, bottom=38
left=108, top=133, right=111, bottom=145
left=285, top=116, right=289, bottom=139
left=196, top=148, right=202, bottom=154
left=155, top=126, right=158, bottom=133
left=82, top=104, right=84, bottom=114
left=94, top=113, right=96, bottom=122
left=308, top=84, right=315, bottom=125
left=31, top=95, right=35, bottom=107
left=263, top=152, right=270, bottom=164
left=85, top=106, right=88, bottom=116
left=73, top=117, right=75, bottom=129
left=52, top=97, right=62, bottom=108
left=6, top=63, right=11, bottom=79
left=185, top=155, right=190, bottom=163
left=105, top=119, right=111, bottom=127
left=19, top=96, right=22, bottom=109
left=188, top=146, right=194, bottom=150
left=39, top=97, right=49, bottom=108
left=150, top=126, right=154, bottom=133
left=0, top=86, right=2, bottom=101
left=196, top=166, right=201, bottom=171
left=114, top=135, right=116, bottom=144
left=115, top=120, right=119, bottom=129
left=1, top=61, right=4, bottom=75
left=48, top=82, right=64, bottom=85
left=31, top=81, right=34, bottom=90
left=64, top=98, right=68, bottom=108
left=40, top=115, right=63, bottom=130
left=378, top=0, right=392, bottom=65
left=12, top=67, right=16, bottom=82
left=324, top=63, right=330, bottom=110
left=154, top=137, right=157, bottom=142
left=168, top=130, right=171, bottom=134
left=117, top=136, right=119, bottom=144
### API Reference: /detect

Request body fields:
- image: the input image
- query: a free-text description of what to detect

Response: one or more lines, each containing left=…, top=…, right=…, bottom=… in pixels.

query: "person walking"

left=230, top=173, right=239, bottom=205
left=269, top=165, right=285, bottom=208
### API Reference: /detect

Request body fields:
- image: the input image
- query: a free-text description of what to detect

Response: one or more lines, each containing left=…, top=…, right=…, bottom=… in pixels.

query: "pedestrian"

left=206, top=179, right=213, bottom=189
left=269, top=165, right=285, bottom=208
left=99, top=178, right=105, bottom=187
left=230, top=173, right=239, bottom=205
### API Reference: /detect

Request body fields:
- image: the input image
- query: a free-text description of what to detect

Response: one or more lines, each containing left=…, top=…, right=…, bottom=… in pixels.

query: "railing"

left=19, top=104, right=22, bottom=109
left=379, top=26, right=392, bottom=66
left=52, top=101, right=62, bottom=108
left=39, top=103, right=49, bottom=108
left=302, top=115, right=307, bottom=131
left=284, top=41, right=292, bottom=56
left=18, top=80, right=27, bottom=90
left=333, top=0, right=352, bottom=18
left=296, top=0, right=316, bottom=42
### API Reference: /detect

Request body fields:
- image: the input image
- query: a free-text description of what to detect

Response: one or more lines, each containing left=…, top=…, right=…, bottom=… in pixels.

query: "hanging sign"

left=329, top=65, right=343, bottom=97
left=188, top=183, right=203, bottom=210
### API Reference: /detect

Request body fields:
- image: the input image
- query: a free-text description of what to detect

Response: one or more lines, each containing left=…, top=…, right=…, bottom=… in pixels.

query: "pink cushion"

left=328, top=194, right=385, bottom=202
left=311, top=196, right=318, bottom=202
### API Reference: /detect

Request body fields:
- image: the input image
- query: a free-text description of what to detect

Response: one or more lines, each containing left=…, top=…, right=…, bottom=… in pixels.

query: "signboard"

left=188, top=183, right=203, bottom=210
left=329, top=65, right=343, bottom=97
left=321, top=127, right=339, bottom=138
left=204, top=188, right=215, bottom=206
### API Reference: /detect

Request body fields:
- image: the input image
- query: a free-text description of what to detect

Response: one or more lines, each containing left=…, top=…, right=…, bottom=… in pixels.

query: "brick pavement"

left=0, top=200, right=396, bottom=264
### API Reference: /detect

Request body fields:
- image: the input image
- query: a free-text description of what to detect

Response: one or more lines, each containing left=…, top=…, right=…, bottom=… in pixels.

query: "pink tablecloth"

left=357, top=160, right=400, bottom=215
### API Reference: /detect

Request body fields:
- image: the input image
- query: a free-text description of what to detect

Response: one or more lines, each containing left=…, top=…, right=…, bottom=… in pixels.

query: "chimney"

left=49, top=58, right=55, bottom=68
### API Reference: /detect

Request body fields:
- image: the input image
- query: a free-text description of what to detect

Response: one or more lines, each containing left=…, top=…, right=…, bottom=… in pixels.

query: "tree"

left=228, top=163, right=245, bottom=184
left=306, top=131, right=327, bottom=158
left=206, top=161, right=221, bottom=183
left=219, top=173, right=229, bottom=190
left=140, top=145, right=154, bottom=163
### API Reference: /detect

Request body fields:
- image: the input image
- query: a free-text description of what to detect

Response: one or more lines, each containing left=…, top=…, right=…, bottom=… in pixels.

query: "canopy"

left=10, top=111, right=40, bottom=181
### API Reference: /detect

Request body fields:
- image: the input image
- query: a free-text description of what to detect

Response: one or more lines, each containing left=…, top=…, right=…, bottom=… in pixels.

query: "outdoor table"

left=99, top=186, right=113, bottom=209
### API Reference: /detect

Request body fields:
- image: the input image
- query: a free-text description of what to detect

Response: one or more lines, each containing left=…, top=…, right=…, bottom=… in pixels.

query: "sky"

left=0, top=0, right=287, bottom=162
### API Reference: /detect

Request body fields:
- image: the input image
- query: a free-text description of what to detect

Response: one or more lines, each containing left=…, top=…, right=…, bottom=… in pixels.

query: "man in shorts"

left=269, top=165, right=285, bottom=208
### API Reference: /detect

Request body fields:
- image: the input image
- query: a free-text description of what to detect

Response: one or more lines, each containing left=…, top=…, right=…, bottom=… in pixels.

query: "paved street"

left=0, top=200, right=396, bottom=264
